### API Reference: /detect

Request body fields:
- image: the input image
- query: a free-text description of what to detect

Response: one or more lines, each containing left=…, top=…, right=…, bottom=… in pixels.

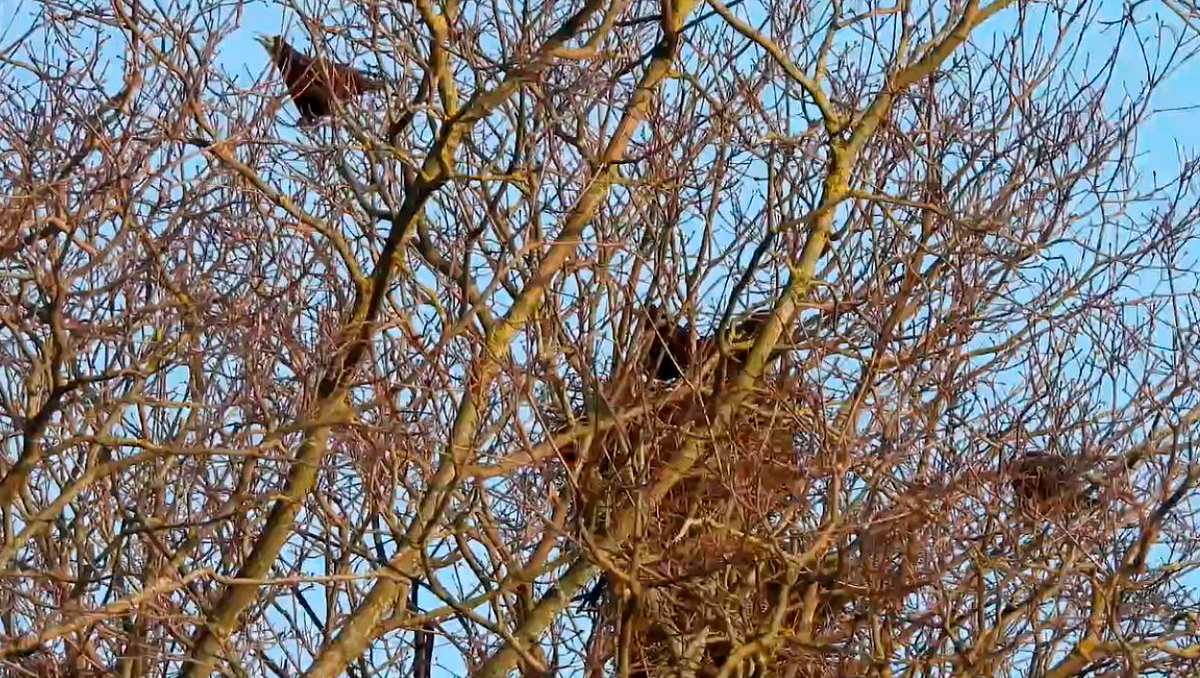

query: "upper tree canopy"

left=2, top=0, right=1200, bottom=676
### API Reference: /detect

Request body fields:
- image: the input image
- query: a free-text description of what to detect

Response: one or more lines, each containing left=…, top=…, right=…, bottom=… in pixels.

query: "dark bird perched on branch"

left=642, top=307, right=791, bottom=384
left=573, top=573, right=610, bottom=610
left=644, top=306, right=693, bottom=382
left=254, top=34, right=386, bottom=126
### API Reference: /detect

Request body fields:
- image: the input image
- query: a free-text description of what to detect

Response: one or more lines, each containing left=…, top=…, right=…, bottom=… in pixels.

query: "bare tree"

left=3, top=0, right=1200, bottom=676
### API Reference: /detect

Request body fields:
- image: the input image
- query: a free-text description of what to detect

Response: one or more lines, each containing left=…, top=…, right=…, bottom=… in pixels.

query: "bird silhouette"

left=643, top=306, right=694, bottom=382
left=642, top=307, right=787, bottom=384
left=255, top=34, right=386, bottom=126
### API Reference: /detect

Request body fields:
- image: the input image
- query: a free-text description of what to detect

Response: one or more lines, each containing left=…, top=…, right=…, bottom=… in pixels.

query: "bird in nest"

left=642, top=306, right=788, bottom=384
left=644, top=306, right=693, bottom=383
left=254, top=34, right=387, bottom=127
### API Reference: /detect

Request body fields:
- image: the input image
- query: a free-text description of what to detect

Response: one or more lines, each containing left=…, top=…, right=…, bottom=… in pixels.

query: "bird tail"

left=356, top=65, right=389, bottom=92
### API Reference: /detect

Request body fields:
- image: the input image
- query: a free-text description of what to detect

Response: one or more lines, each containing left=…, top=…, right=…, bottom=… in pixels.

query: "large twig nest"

left=1009, top=451, right=1100, bottom=516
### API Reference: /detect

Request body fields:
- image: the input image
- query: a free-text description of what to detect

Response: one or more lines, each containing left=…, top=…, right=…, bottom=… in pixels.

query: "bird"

left=642, top=307, right=791, bottom=384
left=572, top=573, right=610, bottom=610
left=254, top=34, right=386, bottom=126
left=643, top=306, right=693, bottom=382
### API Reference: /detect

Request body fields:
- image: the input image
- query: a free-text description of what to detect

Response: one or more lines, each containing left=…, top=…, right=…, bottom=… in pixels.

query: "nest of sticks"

left=536, top=309, right=970, bottom=677
left=550, top=376, right=943, bottom=675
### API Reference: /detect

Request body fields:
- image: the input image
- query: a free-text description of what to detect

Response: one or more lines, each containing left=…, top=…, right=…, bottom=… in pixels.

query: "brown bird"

left=642, top=307, right=789, bottom=384
left=643, top=306, right=694, bottom=382
left=254, top=34, right=386, bottom=126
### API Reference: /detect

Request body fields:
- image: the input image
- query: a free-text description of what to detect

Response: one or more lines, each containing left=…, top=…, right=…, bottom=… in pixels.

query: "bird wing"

left=337, top=63, right=387, bottom=95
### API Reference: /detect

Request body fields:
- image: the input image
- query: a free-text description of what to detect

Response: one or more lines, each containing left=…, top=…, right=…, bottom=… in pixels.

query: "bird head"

left=254, top=34, right=280, bottom=56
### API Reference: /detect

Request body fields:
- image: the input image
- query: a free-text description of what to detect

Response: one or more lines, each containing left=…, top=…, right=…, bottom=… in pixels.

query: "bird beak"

left=253, top=33, right=273, bottom=51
